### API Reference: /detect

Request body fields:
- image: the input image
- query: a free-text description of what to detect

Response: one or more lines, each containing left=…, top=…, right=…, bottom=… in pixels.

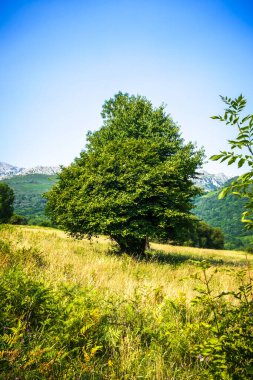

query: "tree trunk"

left=112, top=235, right=146, bottom=258
left=145, top=236, right=150, bottom=250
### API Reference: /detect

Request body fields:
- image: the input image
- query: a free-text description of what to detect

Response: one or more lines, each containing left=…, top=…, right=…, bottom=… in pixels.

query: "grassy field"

left=0, top=225, right=252, bottom=379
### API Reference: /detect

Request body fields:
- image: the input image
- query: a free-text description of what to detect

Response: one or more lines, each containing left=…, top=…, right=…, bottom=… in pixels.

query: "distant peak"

left=0, top=162, right=229, bottom=192
left=19, top=166, right=61, bottom=176
left=0, top=162, right=61, bottom=180
left=194, top=170, right=230, bottom=191
left=0, top=162, right=24, bottom=180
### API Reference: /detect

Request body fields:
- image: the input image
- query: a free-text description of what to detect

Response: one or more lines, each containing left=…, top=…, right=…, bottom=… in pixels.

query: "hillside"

left=194, top=190, right=253, bottom=250
left=0, top=162, right=229, bottom=225
left=1, top=163, right=252, bottom=250
left=2, top=174, right=58, bottom=225
left=0, top=225, right=252, bottom=379
left=0, top=162, right=229, bottom=190
left=1, top=168, right=251, bottom=249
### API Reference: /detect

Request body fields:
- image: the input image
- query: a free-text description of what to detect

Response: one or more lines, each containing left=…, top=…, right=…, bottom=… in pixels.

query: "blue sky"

left=1, top=0, right=253, bottom=175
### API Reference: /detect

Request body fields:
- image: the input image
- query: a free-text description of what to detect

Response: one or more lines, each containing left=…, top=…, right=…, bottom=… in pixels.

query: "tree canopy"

left=0, top=182, right=14, bottom=223
left=46, top=92, right=204, bottom=256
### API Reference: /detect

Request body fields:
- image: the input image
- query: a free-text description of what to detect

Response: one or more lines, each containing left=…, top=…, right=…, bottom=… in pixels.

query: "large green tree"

left=0, top=183, right=14, bottom=223
left=46, top=92, right=204, bottom=256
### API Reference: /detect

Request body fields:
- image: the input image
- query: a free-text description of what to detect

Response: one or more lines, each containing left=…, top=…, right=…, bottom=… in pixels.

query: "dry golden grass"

left=1, top=225, right=252, bottom=379
left=151, top=242, right=249, bottom=262
left=1, top=225, right=252, bottom=303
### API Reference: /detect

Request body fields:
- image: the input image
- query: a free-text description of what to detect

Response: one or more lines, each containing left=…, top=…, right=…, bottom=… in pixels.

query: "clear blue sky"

left=1, top=0, right=253, bottom=176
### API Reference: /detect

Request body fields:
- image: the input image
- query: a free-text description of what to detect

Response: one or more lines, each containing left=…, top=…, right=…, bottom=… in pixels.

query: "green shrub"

left=9, top=214, right=28, bottom=225
left=190, top=261, right=253, bottom=379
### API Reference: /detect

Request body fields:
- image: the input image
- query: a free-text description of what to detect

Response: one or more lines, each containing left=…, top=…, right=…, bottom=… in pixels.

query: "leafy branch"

left=210, top=95, right=253, bottom=228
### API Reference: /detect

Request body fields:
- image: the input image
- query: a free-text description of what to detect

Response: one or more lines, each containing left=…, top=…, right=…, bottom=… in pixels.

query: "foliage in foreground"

left=190, top=260, right=253, bottom=379
left=0, top=228, right=252, bottom=379
left=211, top=94, right=253, bottom=228
left=46, top=92, right=204, bottom=256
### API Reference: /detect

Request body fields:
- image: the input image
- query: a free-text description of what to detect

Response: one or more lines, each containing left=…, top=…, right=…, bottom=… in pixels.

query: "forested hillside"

left=1, top=174, right=58, bottom=225
left=194, top=190, right=253, bottom=250
left=2, top=173, right=253, bottom=250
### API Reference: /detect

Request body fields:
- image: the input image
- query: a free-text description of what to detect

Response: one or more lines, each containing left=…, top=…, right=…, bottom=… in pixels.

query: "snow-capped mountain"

left=0, top=162, right=24, bottom=180
left=0, top=162, right=60, bottom=180
left=194, top=170, right=230, bottom=191
left=18, top=166, right=61, bottom=176
left=0, top=162, right=229, bottom=191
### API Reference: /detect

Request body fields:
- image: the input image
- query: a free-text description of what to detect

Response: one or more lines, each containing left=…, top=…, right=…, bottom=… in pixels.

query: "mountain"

left=0, top=162, right=229, bottom=191
left=18, top=165, right=61, bottom=176
left=194, top=170, right=230, bottom=191
left=0, top=162, right=24, bottom=180
left=0, top=162, right=60, bottom=226
left=0, top=162, right=60, bottom=180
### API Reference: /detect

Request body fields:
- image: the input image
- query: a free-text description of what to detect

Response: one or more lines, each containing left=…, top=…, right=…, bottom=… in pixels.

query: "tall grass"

left=1, top=225, right=249, bottom=300
left=0, top=225, right=252, bottom=379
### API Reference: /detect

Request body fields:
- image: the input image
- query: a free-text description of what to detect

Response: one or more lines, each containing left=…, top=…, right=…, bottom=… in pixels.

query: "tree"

left=192, top=221, right=224, bottom=249
left=210, top=95, right=253, bottom=228
left=46, top=92, right=204, bottom=256
left=0, top=183, right=14, bottom=223
left=9, top=214, right=28, bottom=225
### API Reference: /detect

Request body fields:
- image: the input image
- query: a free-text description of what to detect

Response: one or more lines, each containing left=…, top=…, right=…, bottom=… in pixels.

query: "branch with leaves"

left=210, top=95, right=253, bottom=227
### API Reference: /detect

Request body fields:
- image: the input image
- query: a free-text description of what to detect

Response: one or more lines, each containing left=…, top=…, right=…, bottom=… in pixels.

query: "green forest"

left=194, top=190, right=253, bottom=250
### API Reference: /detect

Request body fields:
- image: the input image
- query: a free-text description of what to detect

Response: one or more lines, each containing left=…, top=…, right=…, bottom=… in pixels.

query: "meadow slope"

left=0, top=225, right=252, bottom=379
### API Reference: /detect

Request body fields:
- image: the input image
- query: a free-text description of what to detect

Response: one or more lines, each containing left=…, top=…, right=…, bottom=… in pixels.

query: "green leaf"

left=228, top=156, right=237, bottom=165
left=220, top=156, right=230, bottom=163
left=210, top=154, right=224, bottom=161
left=218, top=187, right=229, bottom=199
left=238, top=158, right=245, bottom=168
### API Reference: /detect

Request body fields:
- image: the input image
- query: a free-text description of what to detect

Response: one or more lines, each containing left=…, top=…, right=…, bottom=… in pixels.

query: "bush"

left=190, top=261, right=253, bottom=379
left=9, top=214, right=28, bottom=225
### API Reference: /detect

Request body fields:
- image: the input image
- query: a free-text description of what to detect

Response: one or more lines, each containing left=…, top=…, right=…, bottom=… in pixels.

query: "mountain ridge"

left=0, top=162, right=61, bottom=180
left=0, top=162, right=230, bottom=191
left=194, top=170, right=230, bottom=191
